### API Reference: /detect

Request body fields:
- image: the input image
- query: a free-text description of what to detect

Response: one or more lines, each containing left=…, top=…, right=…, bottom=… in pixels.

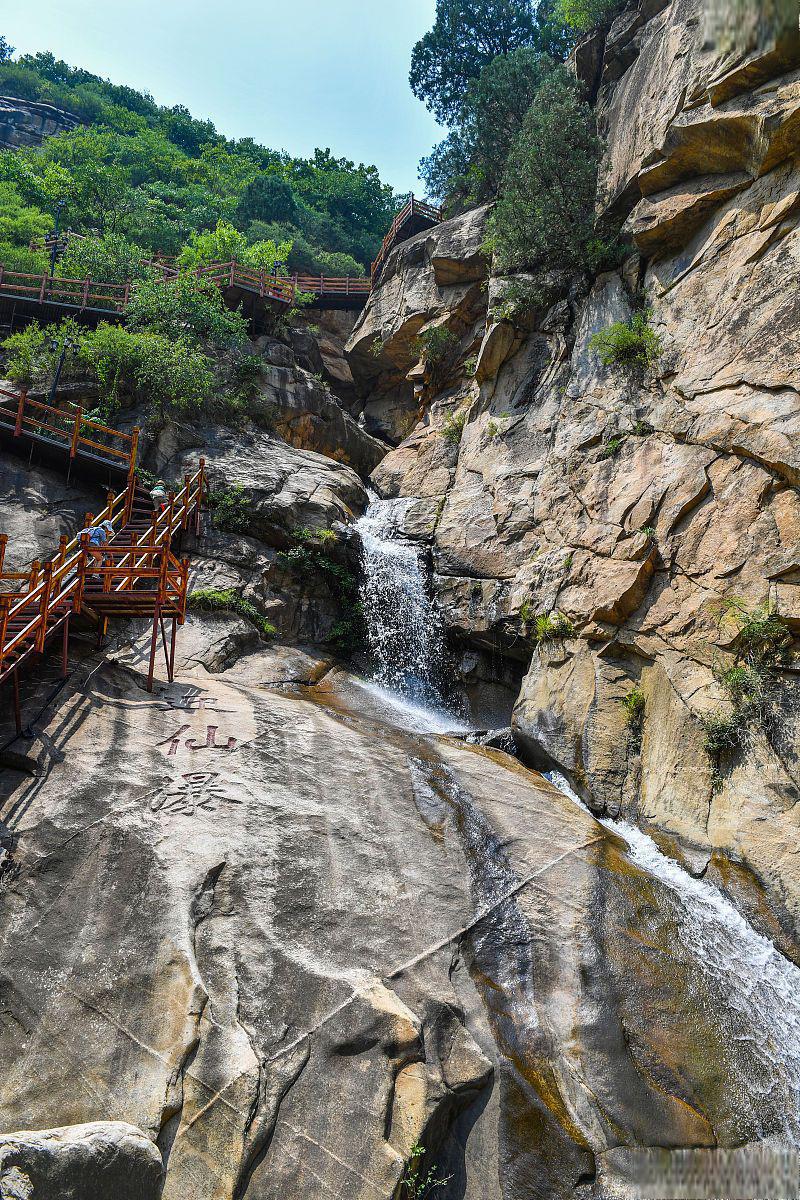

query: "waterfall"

left=355, top=495, right=450, bottom=710
left=547, top=771, right=800, bottom=1145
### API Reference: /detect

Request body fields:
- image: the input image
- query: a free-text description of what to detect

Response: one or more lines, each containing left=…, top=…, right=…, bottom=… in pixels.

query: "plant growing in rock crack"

left=440, top=408, right=467, bottom=444
left=532, top=611, right=574, bottom=645
left=632, top=419, right=654, bottom=436
left=589, top=311, right=661, bottom=372
left=599, top=435, right=626, bottom=460
left=414, top=326, right=461, bottom=388
left=400, top=1142, right=452, bottom=1200
left=701, top=598, right=794, bottom=788
left=189, top=588, right=276, bottom=636
left=640, top=525, right=656, bottom=540
left=463, top=355, right=478, bottom=376
left=278, top=529, right=363, bottom=650
left=369, top=336, right=384, bottom=358
left=620, top=684, right=646, bottom=750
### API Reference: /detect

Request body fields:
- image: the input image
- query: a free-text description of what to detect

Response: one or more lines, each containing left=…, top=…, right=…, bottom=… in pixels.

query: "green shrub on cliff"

left=702, top=599, right=794, bottom=786
left=590, top=312, right=661, bottom=371
left=189, top=588, right=276, bottom=636
left=486, top=68, right=603, bottom=275
left=414, top=326, right=461, bottom=388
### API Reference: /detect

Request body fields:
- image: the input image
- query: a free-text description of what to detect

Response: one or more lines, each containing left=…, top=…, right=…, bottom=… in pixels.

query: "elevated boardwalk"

left=370, top=197, right=443, bottom=285
left=12, top=196, right=442, bottom=328
left=0, top=385, right=138, bottom=485
left=0, top=395, right=206, bottom=728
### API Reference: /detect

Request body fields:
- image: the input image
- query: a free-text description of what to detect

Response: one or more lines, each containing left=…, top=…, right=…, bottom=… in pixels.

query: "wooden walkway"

left=0, top=433, right=206, bottom=729
left=13, top=196, right=442, bottom=324
left=0, top=385, right=139, bottom=481
left=370, top=197, right=443, bottom=285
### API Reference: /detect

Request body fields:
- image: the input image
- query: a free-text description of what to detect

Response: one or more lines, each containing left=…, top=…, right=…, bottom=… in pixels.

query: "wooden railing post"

left=74, top=535, right=88, bottom=615
left=14, top=389, right=25, bottom=437
left=179, top=557, right=190, bottom=623
left=84, top=512, right=93, bottom=529
left=229, top=261, right=235, bottom=287
left=166, top=491, right=176, bottom=540
left=181, top=474, right=190, bottom=531
left=29, top=560, right=40, bottom=590
left=0, top=534, right=6, bottom=576
left=0, top=595, right=10, bottom=673
left=81, top=279, right=90, bottom=310
left=36, top=563, right=53, bottom=652
left=70, top=406, right=82, bottom=459
left=195, top=458, right=205, bottom=537
left=56, top=535, right=68, bottom=568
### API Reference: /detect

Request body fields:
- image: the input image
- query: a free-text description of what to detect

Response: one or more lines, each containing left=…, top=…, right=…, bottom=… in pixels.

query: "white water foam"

left=355, top=494, right=461, bottom=725
left=547, top=770, right=800, bottom=1144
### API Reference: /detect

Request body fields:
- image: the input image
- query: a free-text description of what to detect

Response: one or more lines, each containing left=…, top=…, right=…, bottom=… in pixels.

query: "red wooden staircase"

left=0, top=463, right=206, bottom=733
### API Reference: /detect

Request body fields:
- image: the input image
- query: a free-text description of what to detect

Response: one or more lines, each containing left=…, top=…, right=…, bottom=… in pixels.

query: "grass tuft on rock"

left=589, top=312, right=661, bottom=371
left=189, top=588, right=276, bottom=636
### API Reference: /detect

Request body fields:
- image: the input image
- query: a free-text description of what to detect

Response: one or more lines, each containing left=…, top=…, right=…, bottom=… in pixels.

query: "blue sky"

left=3, top=0, right=444, bottom=194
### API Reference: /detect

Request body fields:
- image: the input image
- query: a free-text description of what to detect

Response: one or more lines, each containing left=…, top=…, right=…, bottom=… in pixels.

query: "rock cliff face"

left=0, top=95, right=80, bottom=148
left=357, top=0, right=800, bottom=964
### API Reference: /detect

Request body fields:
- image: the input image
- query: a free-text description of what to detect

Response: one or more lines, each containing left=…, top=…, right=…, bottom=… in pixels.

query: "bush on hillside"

left=59, top=232, right=151, bottom=284
left=125, top=274, right=249, bottom=350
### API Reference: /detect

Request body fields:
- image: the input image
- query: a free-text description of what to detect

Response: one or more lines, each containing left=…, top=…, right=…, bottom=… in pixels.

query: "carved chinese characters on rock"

left=149, top=771, right=243, bottom=818
left=156, top=724, right=238, bottom=757
left=151, top=719, right=241, bottom=819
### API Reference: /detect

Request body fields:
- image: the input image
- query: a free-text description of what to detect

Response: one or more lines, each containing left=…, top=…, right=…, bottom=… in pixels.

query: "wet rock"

left=0, top=653, right=797, bottom=1196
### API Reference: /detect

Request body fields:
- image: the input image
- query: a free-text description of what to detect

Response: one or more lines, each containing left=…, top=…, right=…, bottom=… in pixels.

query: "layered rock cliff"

left=351, top=0, right=800, bottom=962
left=0, top=95, right=79, bottom=149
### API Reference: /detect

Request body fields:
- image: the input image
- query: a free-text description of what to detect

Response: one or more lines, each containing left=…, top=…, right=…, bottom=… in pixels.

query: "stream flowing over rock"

left=1, top=1, right=800, bottom=1197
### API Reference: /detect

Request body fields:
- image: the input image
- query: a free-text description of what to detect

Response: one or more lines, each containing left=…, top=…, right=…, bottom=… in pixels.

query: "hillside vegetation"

left=0, top=39, right=398, bottom=279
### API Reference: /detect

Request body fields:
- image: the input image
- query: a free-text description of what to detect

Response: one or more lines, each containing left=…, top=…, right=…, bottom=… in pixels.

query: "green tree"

left=410, top=0, right=567, bottom=124
left=126, top=274, right=249, bottom=350
left=553, top=0, right=622, bottom=33
left=487, top=66, right=602, bottom=273
left=0, top=179, right=51, bottom=245
left=59, top=232, right=151, bottom=284
left=0, top=36, right=14, bottom=63
left=422, top=47, right=557, bottom=202
left=236, top=174, right=297, bottom=225
left=176, top=218, right=291, bottom=272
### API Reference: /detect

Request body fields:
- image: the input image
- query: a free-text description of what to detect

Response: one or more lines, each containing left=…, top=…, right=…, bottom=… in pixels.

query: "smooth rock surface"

left=0, top=1122, right=163, bottom=1200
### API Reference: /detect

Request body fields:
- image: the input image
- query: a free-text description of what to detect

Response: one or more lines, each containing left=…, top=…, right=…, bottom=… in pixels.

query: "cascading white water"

left=547, top=771, right=800, bottom=1144
left=355, top=495, right=450, bottom=709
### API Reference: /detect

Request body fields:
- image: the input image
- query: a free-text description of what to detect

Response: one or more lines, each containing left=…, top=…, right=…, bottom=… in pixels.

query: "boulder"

left=0, top=1122, right=162, bottom=1200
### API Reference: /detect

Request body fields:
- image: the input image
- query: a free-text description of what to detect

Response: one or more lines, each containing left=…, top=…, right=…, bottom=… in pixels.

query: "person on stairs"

left=85, top=519, right=115, bottom=575
left=150, top=479, right=168, bottom=513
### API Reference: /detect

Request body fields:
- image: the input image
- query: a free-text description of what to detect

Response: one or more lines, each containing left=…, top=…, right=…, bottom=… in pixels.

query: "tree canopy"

left=0, top=49, right=400, bottom=275
left=486, top=67, right=603, bottom=273
left=409, top=0, right=570, bottom=124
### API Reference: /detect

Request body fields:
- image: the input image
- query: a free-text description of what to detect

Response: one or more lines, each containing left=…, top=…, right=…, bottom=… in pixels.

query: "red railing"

left=0, top=462, right=205, bottom=687
left=0, top=386, right=139, bottom=477
left=4, top=259, right=370, bottom=311
left=0, top=265, right=130, bottom=312
left=371, top=196, right=443, bottom=284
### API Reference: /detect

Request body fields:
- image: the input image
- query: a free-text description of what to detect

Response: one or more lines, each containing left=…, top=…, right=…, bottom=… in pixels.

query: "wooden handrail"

left=0, top=464, right=205, bottom=679
left=0, top=386, right=137, bottom=474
